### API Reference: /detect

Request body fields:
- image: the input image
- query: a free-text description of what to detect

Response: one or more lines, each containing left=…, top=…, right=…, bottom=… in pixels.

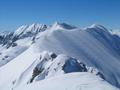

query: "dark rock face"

left=0, top=32, right=14, bottom=45
left=62, top=58, right=87, bottom=73
left=50, top=53, right=57, bottom=59
left=30, top=67, right=43, bottom=83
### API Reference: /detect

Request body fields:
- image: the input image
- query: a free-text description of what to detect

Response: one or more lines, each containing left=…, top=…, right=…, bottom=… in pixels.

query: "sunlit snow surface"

left=0, top=23, right=120, bottom=90
left=16, top=73, right=118, bottom=90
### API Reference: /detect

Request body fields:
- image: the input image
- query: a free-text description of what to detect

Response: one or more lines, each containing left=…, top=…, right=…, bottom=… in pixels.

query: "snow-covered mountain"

left=0, top=23, right=48, bottom=67
left=13, top=23, right=47, bottom=39
left=0, top=22, right=120, bottom=90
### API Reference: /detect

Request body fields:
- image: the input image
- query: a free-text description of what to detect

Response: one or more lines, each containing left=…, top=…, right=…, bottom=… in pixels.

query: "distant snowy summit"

left=50, top=21, right=77, bottom=30
left=0, top=22, right=116, bottom=47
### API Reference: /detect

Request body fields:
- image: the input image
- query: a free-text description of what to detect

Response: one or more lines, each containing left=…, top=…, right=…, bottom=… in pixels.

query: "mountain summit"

left=50, top=21, right=77, bottom=30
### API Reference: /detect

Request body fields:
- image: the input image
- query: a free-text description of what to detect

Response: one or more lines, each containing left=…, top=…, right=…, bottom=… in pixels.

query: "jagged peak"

left=0, top=31, right=11, bottom=36
left=16, top=23, right=47, bottom=31
left=14, top=23, right=47, bottom=37
left=52, top=21, right=60, bottom=26
left=29, top=23, right=47, bottom=28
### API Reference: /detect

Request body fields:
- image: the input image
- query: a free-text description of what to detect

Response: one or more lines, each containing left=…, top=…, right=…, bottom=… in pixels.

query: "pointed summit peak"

left=51, top=21, right=61, bottom=28
left=51, top=21, right=77, bottom=30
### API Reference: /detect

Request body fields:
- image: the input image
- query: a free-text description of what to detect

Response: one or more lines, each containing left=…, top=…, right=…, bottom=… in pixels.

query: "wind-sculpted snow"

left=0, top=22, right=120, bottom=90
left=34, top=23, right=120, bottom=88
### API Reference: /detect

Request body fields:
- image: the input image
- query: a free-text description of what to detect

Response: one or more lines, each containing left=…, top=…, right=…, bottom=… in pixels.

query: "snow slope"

left=0, top=45, right=40, bottom=90
left=0, top=22, right=120, bottom=90
left=0, top=37, right=32, bottom=67
left=16, top=73, right=119, bottom=90
left=33, top=23, right=120, bottom=88
left=0, top=49, right=118, bottom=90
left=0, top=23, right=47, bottom=67
left=0, top=49, right=100, bottom=90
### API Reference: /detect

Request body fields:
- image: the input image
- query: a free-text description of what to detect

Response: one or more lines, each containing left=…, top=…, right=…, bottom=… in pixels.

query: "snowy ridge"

left=0, top=22, right=120, bottom=90
left=12, top=52, right=89, bottom=88
left=33, top=23, right=120, bottom=88
left=88, top=24, right=108, bottom=31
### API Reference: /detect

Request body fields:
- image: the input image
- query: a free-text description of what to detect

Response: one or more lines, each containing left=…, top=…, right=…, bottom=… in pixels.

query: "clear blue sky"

left=0, top=0, right=120, bottom=31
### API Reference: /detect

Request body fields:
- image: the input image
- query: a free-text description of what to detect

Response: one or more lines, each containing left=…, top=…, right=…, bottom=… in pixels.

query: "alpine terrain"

left=0, top=22, right=120, bottom=90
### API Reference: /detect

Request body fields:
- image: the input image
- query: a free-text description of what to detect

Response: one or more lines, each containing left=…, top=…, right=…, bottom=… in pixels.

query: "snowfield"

left=15, top=73, right=119, bottom=90
left=0, top=22, right=120, bottom=90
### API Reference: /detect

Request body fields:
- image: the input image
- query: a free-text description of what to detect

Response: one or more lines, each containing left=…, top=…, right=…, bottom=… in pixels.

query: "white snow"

left=0, top=45, right=40, bottom=90
left=110, top=29, right=120, bottom=37
left=0, top=37, right=33, bottom=67
left=0, top=22, right=120, bottom=90
left=13, top=23, right=47, bottom=38
left=15, top=72, right=119, bottom=90
left=33, top=24, right=120, bottom=88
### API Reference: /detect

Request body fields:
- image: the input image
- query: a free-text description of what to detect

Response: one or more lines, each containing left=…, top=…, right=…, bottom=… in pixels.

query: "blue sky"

left=0, top=0, right=120, bottom=31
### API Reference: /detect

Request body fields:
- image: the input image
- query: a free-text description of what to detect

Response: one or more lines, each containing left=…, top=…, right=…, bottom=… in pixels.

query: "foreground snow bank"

left=15, top=72, right=119, bottom=90
left=13, top=51, right=100, bottom=89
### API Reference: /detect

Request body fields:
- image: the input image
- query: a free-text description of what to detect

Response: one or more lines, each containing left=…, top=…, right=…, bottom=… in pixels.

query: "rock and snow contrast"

left=0, top=22, right=120, bottom=90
